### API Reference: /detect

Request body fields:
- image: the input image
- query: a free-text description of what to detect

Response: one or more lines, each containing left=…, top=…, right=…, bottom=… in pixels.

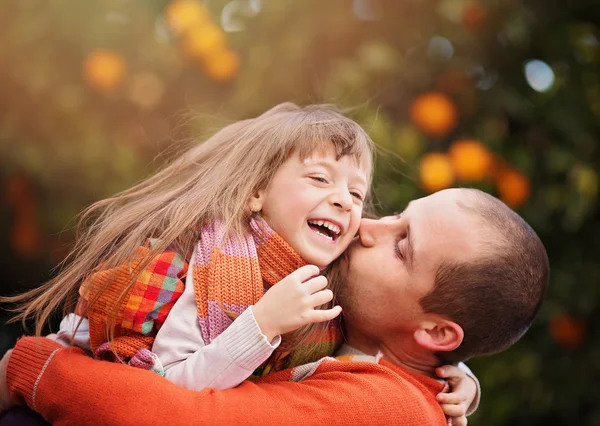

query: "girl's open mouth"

left=307, top=219, right=341, bottom=242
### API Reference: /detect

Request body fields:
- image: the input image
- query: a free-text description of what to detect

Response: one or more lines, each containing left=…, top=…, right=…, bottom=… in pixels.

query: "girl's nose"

left=331, top=188, right=353, bottom=211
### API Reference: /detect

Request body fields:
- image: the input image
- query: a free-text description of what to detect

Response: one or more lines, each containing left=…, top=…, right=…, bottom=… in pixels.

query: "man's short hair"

left=419, top=189, right=549, bottom=364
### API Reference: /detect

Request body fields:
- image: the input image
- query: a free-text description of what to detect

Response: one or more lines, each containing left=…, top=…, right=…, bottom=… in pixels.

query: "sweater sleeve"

left=54, top=314, right=91, bottom=351
left=7, top=337, right=447, bottom=426
left=457, top=361, right=481, bottom=415
left=152, top=268, right=281, bottom=390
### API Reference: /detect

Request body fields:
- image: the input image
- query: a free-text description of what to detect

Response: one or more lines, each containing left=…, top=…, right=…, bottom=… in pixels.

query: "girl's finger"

left=437, top=392, right=465, bottom=405
left=291, top=265, right=321, bottom=282
left=440, top=404, right=466, bottom=418
left=309, top=305, right=342, bottom=323
left=304, top=275, right=328, bottom=293
left=310, top=289, right=334, bottom=306
left=436, top=365, right=466, bottom=379
left=451, top=416, right=468, bottom=426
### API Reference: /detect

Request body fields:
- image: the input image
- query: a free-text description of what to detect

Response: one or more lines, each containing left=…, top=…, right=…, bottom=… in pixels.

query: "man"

left=0, top=188, right=549, bottom=425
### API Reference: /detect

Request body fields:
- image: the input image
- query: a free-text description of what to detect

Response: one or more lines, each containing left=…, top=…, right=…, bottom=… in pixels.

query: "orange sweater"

left=8, top=337, right=447, bottom=426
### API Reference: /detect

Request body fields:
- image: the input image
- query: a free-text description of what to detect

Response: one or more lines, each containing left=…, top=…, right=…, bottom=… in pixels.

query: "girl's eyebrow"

left=303, top=159, right=334, bottom=170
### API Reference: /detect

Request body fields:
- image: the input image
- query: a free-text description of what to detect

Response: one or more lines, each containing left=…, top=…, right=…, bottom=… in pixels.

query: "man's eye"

left=395, top=237, right=405, bottom=260
left=310, top=176, right=328, bottom=183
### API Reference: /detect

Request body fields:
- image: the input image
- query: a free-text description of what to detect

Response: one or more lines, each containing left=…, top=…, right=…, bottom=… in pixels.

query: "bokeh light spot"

left=410, top=92, right=458, bottom=137
left=353, top=0, right=382, bottom=21
left=524, top=59, right=555, bottom=92
left=427, top=36, right=454, bottom=61
left=420, top=153, right=455, bottom=193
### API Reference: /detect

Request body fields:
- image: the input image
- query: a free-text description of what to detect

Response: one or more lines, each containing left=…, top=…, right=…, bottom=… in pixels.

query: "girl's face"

left=256, top=148, right=370, bottom=268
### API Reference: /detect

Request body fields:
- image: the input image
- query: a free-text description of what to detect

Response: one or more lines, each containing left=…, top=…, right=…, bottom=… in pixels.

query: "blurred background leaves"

left=1, top=0, right=599, bottom=424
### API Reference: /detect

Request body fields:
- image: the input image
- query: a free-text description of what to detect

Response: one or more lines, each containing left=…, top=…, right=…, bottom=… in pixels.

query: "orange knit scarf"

left=193, top=217, right=342, bottom=376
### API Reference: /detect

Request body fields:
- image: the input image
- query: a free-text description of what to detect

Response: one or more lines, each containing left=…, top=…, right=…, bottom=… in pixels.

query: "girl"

left=3, top=103, right=479, bottom=420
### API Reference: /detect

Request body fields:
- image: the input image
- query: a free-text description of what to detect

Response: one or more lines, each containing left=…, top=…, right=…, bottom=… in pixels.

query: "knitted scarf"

left=193, top=216, right=342, bottom=376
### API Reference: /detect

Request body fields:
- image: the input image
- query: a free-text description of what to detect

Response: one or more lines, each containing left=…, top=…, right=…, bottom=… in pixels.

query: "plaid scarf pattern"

left=79, top=241, right=187, bottom=370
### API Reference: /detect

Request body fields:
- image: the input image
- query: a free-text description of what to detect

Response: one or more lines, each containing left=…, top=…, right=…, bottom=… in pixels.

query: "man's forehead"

left=381, top=190, right=474, bottom=232
left=419, top=203, right=482, bottom=263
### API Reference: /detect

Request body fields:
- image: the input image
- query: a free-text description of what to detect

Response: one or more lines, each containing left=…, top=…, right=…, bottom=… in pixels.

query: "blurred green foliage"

left=1, top=1, right=599, bottom=424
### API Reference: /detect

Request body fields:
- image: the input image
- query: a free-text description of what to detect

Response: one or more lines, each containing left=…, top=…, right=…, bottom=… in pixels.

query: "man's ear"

left=247, top=189, right=266, bottom=213
left=413, top=318, right=464, bottom=353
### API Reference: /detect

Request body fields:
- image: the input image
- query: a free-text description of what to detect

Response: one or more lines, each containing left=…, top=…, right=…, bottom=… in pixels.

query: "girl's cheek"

left=353, top=205, right=364, bottom=221
left=347, top=220, right=361, bottom=237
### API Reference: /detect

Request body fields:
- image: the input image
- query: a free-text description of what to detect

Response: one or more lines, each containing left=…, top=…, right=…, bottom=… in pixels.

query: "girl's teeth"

left=326, top=223, right=340, bottom=234
left=308, top=220, right=341, bottom=235
left=314, top=229, right=332, bottom=240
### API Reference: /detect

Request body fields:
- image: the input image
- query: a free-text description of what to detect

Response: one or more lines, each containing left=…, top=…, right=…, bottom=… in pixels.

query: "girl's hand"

left=253, top=265, right=342, bottom=341
left=435, top=364, right=477, bottom=426
left=0, top=349, right=15, bottom=413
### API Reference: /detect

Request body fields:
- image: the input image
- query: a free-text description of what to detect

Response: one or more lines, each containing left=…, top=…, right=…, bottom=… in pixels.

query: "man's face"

left=338, top=189, right=483, bottom=340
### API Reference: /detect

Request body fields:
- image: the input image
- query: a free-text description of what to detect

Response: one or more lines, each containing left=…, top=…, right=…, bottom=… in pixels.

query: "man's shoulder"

left=309, top=358, right=448, bottom=426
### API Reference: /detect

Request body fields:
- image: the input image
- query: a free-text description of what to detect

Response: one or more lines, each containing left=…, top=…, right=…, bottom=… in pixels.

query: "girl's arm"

left=153, top=262, right=340, bottom=391
left=44, top=278, right=278, bottom=391
left=53, top=314, right=91, bottom=351
left=152, top=271, right=281, bottom=390
left=53, top=289, right=280, bottom=391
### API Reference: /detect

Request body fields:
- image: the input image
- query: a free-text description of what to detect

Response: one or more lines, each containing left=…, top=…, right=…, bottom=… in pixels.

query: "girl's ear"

left=247, top=190, right=266, bottom=213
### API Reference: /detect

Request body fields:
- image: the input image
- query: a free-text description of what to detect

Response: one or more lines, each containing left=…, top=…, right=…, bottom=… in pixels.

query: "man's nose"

left=358, top=218, right=378, bottom=247
left=331, top=187, right=353, bottom=211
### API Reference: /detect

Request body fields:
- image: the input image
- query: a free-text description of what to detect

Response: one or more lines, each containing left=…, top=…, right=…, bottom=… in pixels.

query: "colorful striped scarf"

left=193, top=216, right=342, bottom=376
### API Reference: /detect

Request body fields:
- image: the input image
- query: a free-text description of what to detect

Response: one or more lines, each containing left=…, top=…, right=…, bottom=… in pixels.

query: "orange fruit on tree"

left=449, top=139, right=493, bottom=181
left=550, top=314, right=586, bottom=350
left=462, top=2, right=487, bottom=32
left=10, top=215, right=42, bottom=258
left=410, top=92, right=458, bottom=137
left=5, top=173, right=34, bottom=209
left=202, top=48, right=240, bottom=83
left=496, top=168, right=530, bottom=208
left=83, top=49, right=126, bottom=92
left=182, top=22, right=226, bottom=59
left=419, top=152, right=455, bottom=193
left=165, top=0, right=210, bottom=34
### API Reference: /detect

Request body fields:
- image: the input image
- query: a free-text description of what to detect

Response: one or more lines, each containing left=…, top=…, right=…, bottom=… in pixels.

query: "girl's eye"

left=310, top=176, right=328, bottom=183
left=351, top=192, right=364, bottom=201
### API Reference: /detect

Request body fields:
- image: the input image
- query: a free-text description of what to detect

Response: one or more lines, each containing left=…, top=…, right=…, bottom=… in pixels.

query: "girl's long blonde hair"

left=1, top=102, right=374, bottom=343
